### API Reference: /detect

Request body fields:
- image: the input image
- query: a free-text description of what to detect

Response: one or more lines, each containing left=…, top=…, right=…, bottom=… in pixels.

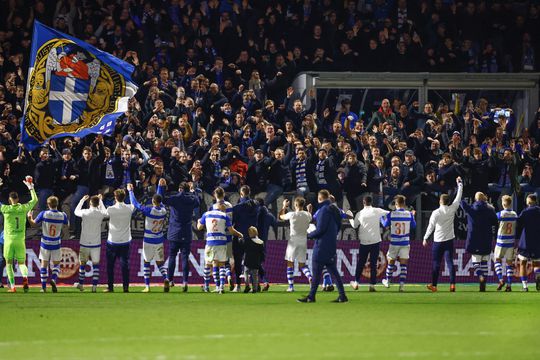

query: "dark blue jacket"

left=257, top=204, right=276, bottom=242
left=517, top=205, right=540, bottom=258
left=461, top=200, right=497, bottom=255
left=163, top=191, right=200, bottom=242
left=232, top=197, right=260, bottom=238
left=308, top=200, right=342, bottom=263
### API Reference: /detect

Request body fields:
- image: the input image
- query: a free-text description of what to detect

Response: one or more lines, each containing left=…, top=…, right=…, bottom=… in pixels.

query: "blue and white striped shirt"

left=212, top=200, right=233, bottom=243
left=35, top=210, right=68, bottom=250
left=496, top=209, right=517, bottom=248
left=200, top=210, right=231, bottom=246
left=129, top=187, right=166, bottom=244
left=382, top=209, right=416, bottom=246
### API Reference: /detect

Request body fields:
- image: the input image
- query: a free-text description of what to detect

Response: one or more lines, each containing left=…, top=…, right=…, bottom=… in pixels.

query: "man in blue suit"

left=160, top=179, right=200, bottom=292
left=461, top=192, right=498, bottom=292
left=298, top=190, right=347, bottom=303
left=516, top=194, right=540, bottom=291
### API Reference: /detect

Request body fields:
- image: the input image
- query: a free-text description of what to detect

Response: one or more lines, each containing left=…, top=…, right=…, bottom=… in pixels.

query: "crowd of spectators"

left=0, top=1, right=539, bottom=234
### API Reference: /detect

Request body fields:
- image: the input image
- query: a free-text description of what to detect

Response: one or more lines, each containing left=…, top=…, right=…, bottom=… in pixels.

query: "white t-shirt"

left=350, top=206, right=389, bottom=245
left=75, top=198, right=108, bottom=247
left=106, top=202, right=135, bottom=245
left=282, top=210, right=312, bottom=245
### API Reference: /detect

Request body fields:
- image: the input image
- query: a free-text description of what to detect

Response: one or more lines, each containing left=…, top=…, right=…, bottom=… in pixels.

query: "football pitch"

left=1, top=284, right=539, bottom=360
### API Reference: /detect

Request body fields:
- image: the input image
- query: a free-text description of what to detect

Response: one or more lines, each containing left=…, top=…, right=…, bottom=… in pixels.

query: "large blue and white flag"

left=21, top=21, right=138, bottom=149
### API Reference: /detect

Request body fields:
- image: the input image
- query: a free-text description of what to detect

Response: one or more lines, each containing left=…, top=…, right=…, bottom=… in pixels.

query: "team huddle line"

left=1, top=176, right=539, bottom=299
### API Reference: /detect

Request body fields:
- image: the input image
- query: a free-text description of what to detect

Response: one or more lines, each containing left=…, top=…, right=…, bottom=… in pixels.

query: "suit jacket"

left=461, top=200, right=497, bottom=255
left=309, top=200, right=342, bottom=263
left=517, top=205, right=540, bottom=258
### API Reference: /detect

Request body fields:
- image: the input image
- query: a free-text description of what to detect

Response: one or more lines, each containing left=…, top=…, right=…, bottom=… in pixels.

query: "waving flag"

left=21, top=21, right=138, bottom=150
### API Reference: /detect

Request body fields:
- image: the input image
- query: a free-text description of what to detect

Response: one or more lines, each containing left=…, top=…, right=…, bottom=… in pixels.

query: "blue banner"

left=21, top=21, right=138, bottom=150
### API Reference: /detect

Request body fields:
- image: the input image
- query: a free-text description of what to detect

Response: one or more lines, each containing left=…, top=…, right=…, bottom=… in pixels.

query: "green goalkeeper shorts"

left=3, top=237, right=26, bottom=263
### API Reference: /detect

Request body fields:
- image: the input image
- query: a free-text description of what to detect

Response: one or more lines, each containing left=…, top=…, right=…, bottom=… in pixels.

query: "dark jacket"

left=308, top=200, right=342, bottom=263
left=315, top=156, right=341, bottom=196
left=169, top=158, right=192, bottom=188
left=163, top=190, right=200, bottom=242
left=517, top=205, right=540, bottom=258
left=232, top=197, right=260, bottom=239
left=461, top=200, right=498, bottom=255
left=400, top=160, right=425, bottom=188
left=34, top=159, right=57, bottom=190
left=342, top=160, right=367, bottom=194
left=246, top=157, right=271, bottom=194
left=367, top=163, right=385, bottom=193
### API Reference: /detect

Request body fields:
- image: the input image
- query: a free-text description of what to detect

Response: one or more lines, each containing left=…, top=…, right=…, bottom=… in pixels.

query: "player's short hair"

left=83, top=146, right=92, bottom=153
left=363, top=195, right=373, bottom=206
left=47, top=196, right=59, bottom=209
left=318, top=189, right=330, bottom=200
left=152, top=194, right=162, bottom=205
left=501, top=195, right=512, bottom=207
left=527, top=194, right=537, bottom=205
left=90, top=195, right=100, bottom=207
left=294, top=197, right=305, bottom=209
left=394, top=195, right=406, bottom=206
left=440, top=194, right=450, bottom=205
left=240, top=185, right=251, bottom=197
left=8, top=191, right=18, bottom=200
left=114, top=189, right=126, bottom=202
left=475, top=192, right=487, bottom=202
left=214, top=187, right=225, bottom=199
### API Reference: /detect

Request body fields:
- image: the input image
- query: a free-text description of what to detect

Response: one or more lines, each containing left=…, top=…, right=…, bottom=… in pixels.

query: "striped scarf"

left=316, top=159, right=327, bottom=187
left=296, top=160, right=307, bottom=190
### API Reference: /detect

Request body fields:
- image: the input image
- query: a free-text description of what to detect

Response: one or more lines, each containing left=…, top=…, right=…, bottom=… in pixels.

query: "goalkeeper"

left=0, top=176, right=37, bottom=292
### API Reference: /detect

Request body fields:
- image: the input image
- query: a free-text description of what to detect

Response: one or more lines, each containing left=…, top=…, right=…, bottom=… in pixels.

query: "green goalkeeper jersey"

left=0, top=189, right=37, bottom=240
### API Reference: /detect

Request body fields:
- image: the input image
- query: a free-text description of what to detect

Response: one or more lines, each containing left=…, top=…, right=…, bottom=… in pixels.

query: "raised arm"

left=449, top=178, right=464, bottom=212
left=127, top=183, right=144, bottom=212
left=74, top=195, right=90, bottom=217
left=21, top=177, right=38, bottom=212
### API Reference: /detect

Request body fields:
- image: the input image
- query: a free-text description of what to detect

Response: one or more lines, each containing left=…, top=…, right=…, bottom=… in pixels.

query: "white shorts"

left=143, top=243, right=165, bottom=262
left=39, top=248, right=61, bottom=262
left=205, top=245, right=227, bottom=264
left=386, top=245, right=410, bottom=260
left=471, top=254, right=490, bottom=263
left=79, top=246, right=101, bottom=264
left=494, top=246, right=515, bottom=261
left=517, top=254, right=540, bottom=262
left=285, top=244, right=307, bottom=263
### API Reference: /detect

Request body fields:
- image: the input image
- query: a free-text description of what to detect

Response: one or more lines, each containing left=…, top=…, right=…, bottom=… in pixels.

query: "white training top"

left=282, top=210, right=312, bottom=245
left=496, top=209, right=517, bottom=248
left=349, top=206, right=389, bottom=245
left=106, top=202, right=135, bottom=245
left=424, top=183, right=463, bottom=242
left=75, top=198, right=108, bottom=247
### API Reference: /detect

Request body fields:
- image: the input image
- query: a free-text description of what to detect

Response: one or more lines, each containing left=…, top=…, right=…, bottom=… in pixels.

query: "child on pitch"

left=243, top=226, right=264, bottom=293
left=279, top=197, right=313, bottom=292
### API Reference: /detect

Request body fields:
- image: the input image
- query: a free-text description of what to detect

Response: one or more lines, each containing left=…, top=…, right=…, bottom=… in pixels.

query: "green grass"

left=0, top=284, right=539, bottom=360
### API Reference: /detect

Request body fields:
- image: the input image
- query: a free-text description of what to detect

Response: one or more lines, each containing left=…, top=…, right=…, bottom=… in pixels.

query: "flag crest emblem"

left=21, top=22, right=138, bottom=149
